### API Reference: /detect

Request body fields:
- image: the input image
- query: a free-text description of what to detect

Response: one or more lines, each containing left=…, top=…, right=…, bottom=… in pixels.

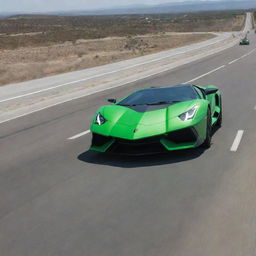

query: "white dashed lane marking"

left=68, top=130, right=90, bottom=140
left=185, top=65, right=225, bottom=83
left=230, top=130, right=244, bottom=152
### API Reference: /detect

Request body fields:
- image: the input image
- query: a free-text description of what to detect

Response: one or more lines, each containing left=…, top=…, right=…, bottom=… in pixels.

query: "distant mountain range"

left=57, top=0, right=256, bottom=15
left=1, top=0, right=256, bottom=17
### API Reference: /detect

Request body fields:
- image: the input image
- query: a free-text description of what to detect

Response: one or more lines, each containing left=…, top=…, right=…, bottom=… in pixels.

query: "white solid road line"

left=230, top=130, right=244, bottom=152
left=68, top=130, right=90, bottom=140
left=185, top=65, right=225, bottom=83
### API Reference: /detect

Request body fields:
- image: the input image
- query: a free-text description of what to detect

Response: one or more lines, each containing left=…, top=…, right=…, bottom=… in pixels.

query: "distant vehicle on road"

left=90, top=84, right=222, bottom=155
left=240, top=38, right=250, bottom=45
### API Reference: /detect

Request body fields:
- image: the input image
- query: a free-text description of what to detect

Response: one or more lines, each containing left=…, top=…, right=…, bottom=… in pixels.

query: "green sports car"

left=90, top=84, right=222, bottom=155
left=240, top=39, right=250, bottom=45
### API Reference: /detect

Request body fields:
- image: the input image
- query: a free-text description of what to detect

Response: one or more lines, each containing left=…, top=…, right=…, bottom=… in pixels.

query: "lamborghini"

left=90, top=84, right=222, bottom=155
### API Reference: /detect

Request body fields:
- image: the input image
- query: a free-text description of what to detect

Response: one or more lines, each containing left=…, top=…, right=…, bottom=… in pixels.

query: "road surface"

left=1, top=22, right=256, bottom=256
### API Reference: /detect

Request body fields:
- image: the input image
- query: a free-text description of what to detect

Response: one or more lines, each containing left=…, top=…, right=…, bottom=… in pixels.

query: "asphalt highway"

left=1, top=30, right=256, bottom=256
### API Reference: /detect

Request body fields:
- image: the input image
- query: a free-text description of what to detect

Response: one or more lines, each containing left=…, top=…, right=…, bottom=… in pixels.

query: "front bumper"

left=90, top=126, right=203, bottom=155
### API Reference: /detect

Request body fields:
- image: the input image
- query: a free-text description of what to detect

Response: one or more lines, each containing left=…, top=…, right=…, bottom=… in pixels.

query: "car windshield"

left=118, top=85, right=198, bottom=106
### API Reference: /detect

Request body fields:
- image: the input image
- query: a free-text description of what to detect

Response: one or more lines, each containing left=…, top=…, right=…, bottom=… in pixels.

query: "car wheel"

left=201, top=109, right=212, bottom=149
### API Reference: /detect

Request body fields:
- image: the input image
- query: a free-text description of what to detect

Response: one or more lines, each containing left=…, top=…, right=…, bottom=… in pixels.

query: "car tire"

left=201, top=109, right=212, bottom=149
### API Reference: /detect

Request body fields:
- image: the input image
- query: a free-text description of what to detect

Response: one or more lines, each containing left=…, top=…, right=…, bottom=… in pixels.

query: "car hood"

left=92, top=100, right=203, bottom=140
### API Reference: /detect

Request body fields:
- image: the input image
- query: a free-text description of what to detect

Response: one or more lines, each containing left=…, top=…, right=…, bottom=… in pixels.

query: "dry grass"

left=0, top=12, right=245, bottom=50
left=0, top=33, right=214, bottom=85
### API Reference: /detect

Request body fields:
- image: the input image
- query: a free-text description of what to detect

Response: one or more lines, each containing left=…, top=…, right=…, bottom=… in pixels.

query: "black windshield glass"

left=118, top=85, right=198, bottom=106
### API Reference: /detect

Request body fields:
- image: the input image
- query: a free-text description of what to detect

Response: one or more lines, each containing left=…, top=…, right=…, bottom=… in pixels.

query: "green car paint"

left=90, top=84, right=222, bottom=155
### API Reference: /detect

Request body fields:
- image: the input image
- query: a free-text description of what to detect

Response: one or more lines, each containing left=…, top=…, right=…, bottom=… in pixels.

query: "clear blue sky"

left=1, top=0, right=223, bottom=13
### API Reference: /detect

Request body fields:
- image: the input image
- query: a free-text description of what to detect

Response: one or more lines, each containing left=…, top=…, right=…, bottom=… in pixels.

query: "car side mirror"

left=108, top=98, right=116, bottom=103
left=205, top=88, right=218, bottom=95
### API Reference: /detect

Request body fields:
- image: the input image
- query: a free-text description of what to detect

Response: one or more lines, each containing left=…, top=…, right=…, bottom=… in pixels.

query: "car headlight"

left=95, top=113, right=106, bottom=125
left=179, top=106, right=198, bottom=121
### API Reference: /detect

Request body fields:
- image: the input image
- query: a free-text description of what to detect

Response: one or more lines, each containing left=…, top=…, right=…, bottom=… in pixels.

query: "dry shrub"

left=124, top=37, right=149, bottom=51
